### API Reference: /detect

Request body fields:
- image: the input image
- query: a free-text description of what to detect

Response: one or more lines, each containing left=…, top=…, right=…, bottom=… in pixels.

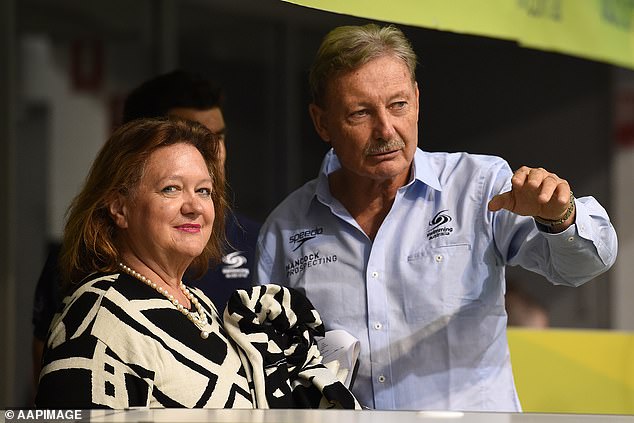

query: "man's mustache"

left=365, top=138, right=406, bottom=155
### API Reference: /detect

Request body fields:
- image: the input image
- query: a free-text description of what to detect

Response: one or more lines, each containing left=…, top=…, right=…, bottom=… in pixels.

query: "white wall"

left=21, top=34, right=107, bottom=239
left=611, top=68, right=634, bottom=330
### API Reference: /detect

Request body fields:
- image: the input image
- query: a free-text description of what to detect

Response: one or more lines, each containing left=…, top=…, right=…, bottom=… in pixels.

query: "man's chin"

left=366, top=161, right=411, bottom=182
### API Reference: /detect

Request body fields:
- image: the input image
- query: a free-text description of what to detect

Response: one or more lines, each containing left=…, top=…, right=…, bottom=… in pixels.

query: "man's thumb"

left=488, top=192, right=512, bottom=212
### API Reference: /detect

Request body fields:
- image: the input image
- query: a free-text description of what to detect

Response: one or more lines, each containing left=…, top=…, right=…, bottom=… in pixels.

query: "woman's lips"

left=176, top=223, right=201, bottom=233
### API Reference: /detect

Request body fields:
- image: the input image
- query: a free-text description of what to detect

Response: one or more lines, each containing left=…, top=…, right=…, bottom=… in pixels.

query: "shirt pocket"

left=402, top=243, right=477, bottom=322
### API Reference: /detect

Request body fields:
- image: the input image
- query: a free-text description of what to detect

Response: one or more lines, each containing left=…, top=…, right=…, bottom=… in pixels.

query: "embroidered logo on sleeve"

left=221, top=251, right=250, bottom=279
left=427, top=210, right=454, bottom=240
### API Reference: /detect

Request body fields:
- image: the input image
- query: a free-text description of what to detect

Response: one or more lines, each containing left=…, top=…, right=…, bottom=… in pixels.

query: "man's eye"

left=351, top=110, right=369, bottom=118
left=391, top=101, right=407, bottom=109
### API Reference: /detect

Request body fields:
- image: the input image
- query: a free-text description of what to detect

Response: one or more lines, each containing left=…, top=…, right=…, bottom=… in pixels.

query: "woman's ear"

left=108, top=193, right=129, bottom=229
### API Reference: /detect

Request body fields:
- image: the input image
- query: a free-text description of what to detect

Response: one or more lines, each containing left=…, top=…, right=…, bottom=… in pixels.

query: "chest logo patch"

left=221, top=251, right=250, bottom=279
left=427, top=210, right=454, bottom=240
left=289, top=227, right=323, bottom=251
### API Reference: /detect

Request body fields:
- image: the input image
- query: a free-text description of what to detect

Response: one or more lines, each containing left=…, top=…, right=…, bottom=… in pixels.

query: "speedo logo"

left=289, top=227, right=323, bottom=251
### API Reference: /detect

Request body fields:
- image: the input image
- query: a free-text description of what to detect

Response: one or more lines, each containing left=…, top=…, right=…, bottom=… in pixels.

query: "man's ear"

left=414, top=81, right=420, bottom=120
left=308, top=103, right=331, bottom=144
left=108, top=193, right=129, bottom=229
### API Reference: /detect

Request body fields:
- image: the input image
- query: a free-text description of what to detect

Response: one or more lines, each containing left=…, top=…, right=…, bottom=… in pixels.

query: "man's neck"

left=328, top=168, right=410, bottom=240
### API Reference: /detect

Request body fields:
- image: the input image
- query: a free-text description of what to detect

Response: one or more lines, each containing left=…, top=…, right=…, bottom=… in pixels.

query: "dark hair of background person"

left=122, top=70, right=224, bottom=124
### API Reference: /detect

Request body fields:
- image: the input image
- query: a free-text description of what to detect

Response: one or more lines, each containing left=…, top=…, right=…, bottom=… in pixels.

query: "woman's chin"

left=172, top=246, right=206, bottom=262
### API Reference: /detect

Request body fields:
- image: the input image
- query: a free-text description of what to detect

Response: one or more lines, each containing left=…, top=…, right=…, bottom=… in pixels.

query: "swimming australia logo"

left=289, top=227, right=323, bottom=251
left=427, top=210, right=454, bottom=240
left=221, top=251, right=250, bottom=279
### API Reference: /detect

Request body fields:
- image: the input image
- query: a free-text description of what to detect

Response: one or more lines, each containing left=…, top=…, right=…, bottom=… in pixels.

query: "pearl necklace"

left=118, top=263, right=211, bottom=339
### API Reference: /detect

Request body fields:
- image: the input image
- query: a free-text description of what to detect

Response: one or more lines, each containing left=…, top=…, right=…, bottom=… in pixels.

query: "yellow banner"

left=508, top=328, right=634, bottom=414
left=283, top=0, right=634, bottom=70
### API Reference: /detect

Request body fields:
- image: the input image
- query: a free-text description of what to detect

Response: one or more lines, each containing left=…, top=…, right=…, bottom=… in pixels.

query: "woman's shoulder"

left=55, top=272, right=151, bottom=329
left=68, top=271, right=162, bottom=301
left=45, top=273, right=122, bottom=351
left=62, top=272, right=118, bottom=305
left=62, top=272, right=127, bottom=307
left=49, top=272, right=163, bottom=349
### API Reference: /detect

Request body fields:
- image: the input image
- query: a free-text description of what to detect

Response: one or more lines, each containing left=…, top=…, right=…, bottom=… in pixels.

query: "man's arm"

left=489, top=164, right=617, bottom=285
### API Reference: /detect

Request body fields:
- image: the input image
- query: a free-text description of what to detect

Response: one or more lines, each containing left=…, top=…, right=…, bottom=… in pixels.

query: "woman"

left=35, top=118, right=358, bottom=409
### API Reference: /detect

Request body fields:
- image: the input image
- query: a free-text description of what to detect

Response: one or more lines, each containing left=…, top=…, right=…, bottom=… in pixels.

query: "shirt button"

left=374, top=322, right=382, bottom=330
left=378, top=375, right=386, bottom=383
left=371, top=271, right=379, bottom=278
left=435, top=254, right=443, bottom=262
left=567, top=236, right=575, bottom=242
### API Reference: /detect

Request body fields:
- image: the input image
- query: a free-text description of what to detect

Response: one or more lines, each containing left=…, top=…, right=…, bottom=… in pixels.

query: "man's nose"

left=373, top=109, right=396, bottom=140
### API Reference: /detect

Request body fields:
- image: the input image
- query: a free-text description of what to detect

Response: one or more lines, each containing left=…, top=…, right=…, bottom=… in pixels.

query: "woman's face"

left=112, top=143, right=215, bottom=268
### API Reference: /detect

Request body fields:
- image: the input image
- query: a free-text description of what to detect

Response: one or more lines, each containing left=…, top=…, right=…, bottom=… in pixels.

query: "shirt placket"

left=366, top=240, right=393, bottom=409
left=365, top=187, right=409, bottom=410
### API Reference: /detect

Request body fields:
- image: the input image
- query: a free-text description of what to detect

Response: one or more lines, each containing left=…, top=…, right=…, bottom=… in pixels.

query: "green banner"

left=284, top=0, right=634, bottom=69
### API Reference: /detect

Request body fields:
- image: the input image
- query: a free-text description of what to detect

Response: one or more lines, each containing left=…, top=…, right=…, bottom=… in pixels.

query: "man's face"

left=169, top=107, right=227, bottom=170
left=310, top=55, right=419, bottom=185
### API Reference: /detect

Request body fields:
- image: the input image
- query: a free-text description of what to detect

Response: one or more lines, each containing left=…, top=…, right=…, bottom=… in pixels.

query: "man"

left=254, top=24, right=617, bottom=412
left=32, top=70, right=260, bottom=385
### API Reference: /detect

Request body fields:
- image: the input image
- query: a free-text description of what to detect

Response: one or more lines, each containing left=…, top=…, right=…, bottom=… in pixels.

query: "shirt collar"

left=312, top=148, right=443, bottom=210
left=314, top=150, right=337, bottom=208
left=411, top=148, right=442, bottom=192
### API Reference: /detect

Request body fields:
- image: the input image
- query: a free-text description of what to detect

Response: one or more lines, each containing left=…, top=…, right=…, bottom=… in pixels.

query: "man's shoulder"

left=265, top=179, right=319, bottom=221
left=422, top=150, right=506, bottom=167
left=421, top=150, right=509, bottom=180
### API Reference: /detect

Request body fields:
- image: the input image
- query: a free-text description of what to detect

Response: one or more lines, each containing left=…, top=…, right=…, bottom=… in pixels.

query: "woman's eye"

left=197, top=187, right=212, bottom=197
left=161, top=186, right=179, bottom=194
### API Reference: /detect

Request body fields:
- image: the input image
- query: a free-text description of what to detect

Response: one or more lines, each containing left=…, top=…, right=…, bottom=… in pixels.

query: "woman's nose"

left=182, top=192, right=204, bottom=214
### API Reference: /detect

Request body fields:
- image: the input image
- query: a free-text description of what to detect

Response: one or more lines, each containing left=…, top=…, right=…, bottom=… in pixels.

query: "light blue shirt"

left=255, top=148, right=617, bottom=411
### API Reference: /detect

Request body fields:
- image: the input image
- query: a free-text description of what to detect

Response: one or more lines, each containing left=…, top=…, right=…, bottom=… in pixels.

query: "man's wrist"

left=533, top=192, right=575, bottom=228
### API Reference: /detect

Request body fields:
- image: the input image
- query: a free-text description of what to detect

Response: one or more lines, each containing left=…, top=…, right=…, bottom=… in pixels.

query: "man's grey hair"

left=309, top=23, right=418, bottom=106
